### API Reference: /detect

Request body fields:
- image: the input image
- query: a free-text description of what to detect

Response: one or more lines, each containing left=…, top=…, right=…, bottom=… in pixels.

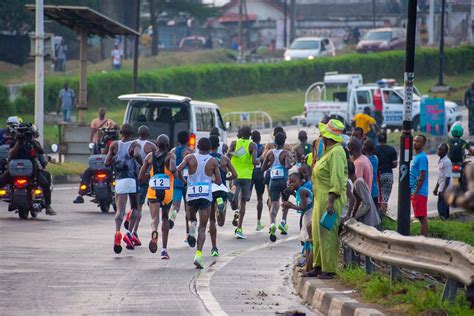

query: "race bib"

left=270, top=166, right=285, bottom=179
left=115, top=178, right=137, bottom=194
left=188, top=182, right=211, bottom=198
left=149, top=174, right=170, bottom=190
left=234, top=146, right=246, bottom=157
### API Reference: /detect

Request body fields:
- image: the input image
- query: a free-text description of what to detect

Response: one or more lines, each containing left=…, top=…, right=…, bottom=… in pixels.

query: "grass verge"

left=382, top=216, right=474, bottom=246
left=47, top=162, right=86, bottom=177
left=338, top=266, right=472, bottom=315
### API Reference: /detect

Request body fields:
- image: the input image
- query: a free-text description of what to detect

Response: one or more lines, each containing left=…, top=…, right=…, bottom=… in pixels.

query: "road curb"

left=52, top=175, right=81, bottom=184
left=292, top=266, right=385, bottom=316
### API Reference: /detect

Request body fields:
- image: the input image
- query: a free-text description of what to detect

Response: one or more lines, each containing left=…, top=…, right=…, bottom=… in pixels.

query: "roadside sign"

left=420, top=98, right=447, bottom=136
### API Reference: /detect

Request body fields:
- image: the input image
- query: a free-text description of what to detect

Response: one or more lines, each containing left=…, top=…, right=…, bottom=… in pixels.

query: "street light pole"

left=284, top=0, right=288, bottom=47
left=132, top=0, right=140, bottom=93
left=372, top=0, right=376, bottom=28
left=34, top=0, right=44, bottom=146
left=437, top=0, right=446, bottom=86
left=397, top=0, right=418, bottom=236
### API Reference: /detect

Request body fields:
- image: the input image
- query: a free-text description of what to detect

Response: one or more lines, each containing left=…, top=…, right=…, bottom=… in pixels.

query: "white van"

left=284, top=37, right=336, bottom=61
left=119, top=93, right=227, bottom=148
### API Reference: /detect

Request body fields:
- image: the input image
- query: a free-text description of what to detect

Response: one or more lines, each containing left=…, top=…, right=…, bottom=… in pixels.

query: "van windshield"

left=127, top=101, right=189, bottom=145
left=290, top=40, right=319, bottom=50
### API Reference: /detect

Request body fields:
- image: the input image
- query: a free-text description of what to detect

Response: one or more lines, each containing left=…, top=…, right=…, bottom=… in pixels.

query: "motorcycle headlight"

left=307, top=55, right=314, bottom=60
left=284, top=56, right=291, bottom=61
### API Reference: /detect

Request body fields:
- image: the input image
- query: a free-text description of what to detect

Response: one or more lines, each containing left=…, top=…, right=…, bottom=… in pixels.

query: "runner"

left=209, top=135, right=237, bottom=257
left=251, top=130, right=265, bottom=231
left=105, top=124, right=142, bottom=254
left=123, top=125, right=157, bottom=246
left=293, top=130, right=312, bottom=163
left=177, top=137, right=222, bottom=268
left=262, top=132, right=292, bottom=242
left=138, top=134, right=175, bottom=259
left=228, top=126, right=257, bottom=239
left=169, top=131, right=194, bottom=230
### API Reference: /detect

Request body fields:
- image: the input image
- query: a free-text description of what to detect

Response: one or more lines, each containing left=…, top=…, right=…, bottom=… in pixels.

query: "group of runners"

left=105, top=124, right=313, bottom=269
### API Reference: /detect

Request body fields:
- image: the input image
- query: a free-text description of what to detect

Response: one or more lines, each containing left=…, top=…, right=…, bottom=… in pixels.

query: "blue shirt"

left=367, top=154, right=379, bottom=198
left=410, top=151, right=429, bottom=196
left=59, top=88, right=75, bottom=110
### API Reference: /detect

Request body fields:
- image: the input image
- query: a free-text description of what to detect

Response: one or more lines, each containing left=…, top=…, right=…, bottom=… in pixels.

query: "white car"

left=284, top=37, right=336, bottom=61
left=119, top=93, right=228, bottom=148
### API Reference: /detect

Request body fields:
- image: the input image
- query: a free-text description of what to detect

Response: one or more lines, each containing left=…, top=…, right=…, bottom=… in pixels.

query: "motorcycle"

left=80, top=143, right=116, bottom=213
left=452, top=161, right=470, bottom=192
left=0, top=159, right=46, bottom=219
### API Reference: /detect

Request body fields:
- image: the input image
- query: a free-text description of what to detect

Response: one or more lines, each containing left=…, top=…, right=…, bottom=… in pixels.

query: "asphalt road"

left=0, top=185, right=317, bottom=315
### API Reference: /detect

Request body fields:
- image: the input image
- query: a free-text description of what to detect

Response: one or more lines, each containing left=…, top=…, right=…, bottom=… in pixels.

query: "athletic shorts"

left=173, top=186, right=187, bottom=203
left=188, top=198, right=212, bottom=211
left=138, top=182, right=148, bottom=205
left=147, top=187, right=173, bottom=205
left=251, top=168, right=265, bottom=196
left=234, top=179, right=252, bottom=202
left=264, top=170, right=271, bottom=186
left=411, top=194, right=428, bottom=218
left=269, top=178, right=288, bottom=202
left=212, top=190, right=228, bottom=203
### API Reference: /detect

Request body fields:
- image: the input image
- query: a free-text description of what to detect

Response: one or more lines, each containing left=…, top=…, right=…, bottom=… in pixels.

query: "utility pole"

left=437, top=0, right=446, bottom=86
left=290, top=0, right=296, bottom=43
left=34, top=0, right=44, bottom=146
left=283, top=0, right=288, bottom=47
left=132, top=0, right=140, bottom=93
left=238, top=0, right=243, bottom=60
left=372, top=0, right=376, bottom=28
left=397, top=0, right=418, bottom=236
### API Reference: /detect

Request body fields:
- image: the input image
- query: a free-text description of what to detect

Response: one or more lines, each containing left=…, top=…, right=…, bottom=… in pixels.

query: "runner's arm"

left=145, top=142, right=157, bottom=155
left=250, top=142, right=258, bottom=166
left=227, top=141, right=236, bottom=159
left=167, top=152, right=176, bottom=173
left=225, top=157, right=237, bottom=180
left=138, top=154, right=151, bottom=183
left=212, top=159, right=222, bottom=185
left=105, top=141, right=117, bottom=167
left=284, top=151, right=292, bottom=169
left=176, top=155, right=189, bottom=184
left=262, top=151, right=273, bottom=172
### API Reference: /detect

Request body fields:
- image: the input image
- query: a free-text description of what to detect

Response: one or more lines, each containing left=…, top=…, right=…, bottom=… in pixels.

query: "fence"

left=222, top=111, right=272, bottom=133
left=341, top=218, right=474, bottom=303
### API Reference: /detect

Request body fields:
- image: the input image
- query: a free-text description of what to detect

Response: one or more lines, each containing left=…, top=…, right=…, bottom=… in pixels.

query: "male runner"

left=209, top=135, right=237, bottom=256
left=293, top=130, right=312, bottom=163
left=139, top=134, right=175, bottom=259
left=169, top=131, right=194, bottom=230
left=251, top=130, right=265, bottom=231
left=262, top=133, right=292, bottom=242
left=124, top=125, right=157, bottom=246
left=105, top=124, right=142, bottom=254
left=177, top=137, right=222, bottom=268
left=228, top=126, right=257, bottom=239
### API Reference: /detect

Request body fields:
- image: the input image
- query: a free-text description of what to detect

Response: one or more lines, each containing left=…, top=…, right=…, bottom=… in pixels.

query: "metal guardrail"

left=341, top=218, right=474, bottom=303
left=222, top=111, right=272, bottom=133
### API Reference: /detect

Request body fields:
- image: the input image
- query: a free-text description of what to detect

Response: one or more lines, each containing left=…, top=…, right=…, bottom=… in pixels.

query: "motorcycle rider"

left=447, top=123, right=474, bottom=164
left=0, top=122, right=56, bottom=215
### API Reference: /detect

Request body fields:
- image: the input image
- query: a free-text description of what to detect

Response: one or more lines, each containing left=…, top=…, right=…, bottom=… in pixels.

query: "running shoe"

left=169, top=210, right=178, bottom=229
left=232, top=211, right=239, bottom=227
left=149, top=231, right=158, bottom=253
left=211, top=248, right=219, bottom=257
left=114, top=231, right=122, bottom=254
left=194, top=254, right=204, bottom=269
left=161, top=249, right=170, bottom=260
left=132, top=232, right=142, bottom=246
left=235, top=228, right=246, bottom=239
left=278, top=221, right=288, bottom=235
left=123, top=232, right=135, bottom=250
left=123, top=210, right=132, bottom=230
left=187, top=221, right=197, bottom=248
left=256, top=222, right=265, bottom=231
left=216, top=197, right=225, bottom=213
left=269, top=223, right=277, bottom=242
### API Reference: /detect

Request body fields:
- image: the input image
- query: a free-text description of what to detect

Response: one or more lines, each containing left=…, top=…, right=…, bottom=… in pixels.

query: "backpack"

left=447, top=138, right=464, bottom=163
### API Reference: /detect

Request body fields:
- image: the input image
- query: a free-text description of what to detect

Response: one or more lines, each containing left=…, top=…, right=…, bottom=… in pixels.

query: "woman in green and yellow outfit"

left=304, top=119, right=348, bottom=279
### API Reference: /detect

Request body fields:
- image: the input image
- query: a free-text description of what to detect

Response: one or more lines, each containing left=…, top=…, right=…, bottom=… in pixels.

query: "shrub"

left=0, top=85, right=13, bottom=116
left=12, top=95, right=31, bottom=114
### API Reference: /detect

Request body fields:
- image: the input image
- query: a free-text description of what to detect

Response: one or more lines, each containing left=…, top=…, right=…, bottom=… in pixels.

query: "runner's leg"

left=197, top=206, right=210, bottom=252
left=115, top=194, right=128, bottom=231
left=161, top=204, right=170, bottom=250
left=209, top=202, right=217, bottom=249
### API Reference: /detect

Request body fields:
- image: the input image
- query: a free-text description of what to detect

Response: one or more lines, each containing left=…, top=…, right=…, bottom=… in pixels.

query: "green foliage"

left=46, top=161, right=86, bottom=177
left=382, top=216, right=474, bottom=245
left=338, top=266, right=472, bottom=315
left=0, top=85, right=13, bottom=116
left=12, top=95, right=31, bottom=114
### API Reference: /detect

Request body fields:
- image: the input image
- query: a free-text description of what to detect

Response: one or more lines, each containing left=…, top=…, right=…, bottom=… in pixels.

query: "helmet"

left=450, top=122, right=463, bottom=138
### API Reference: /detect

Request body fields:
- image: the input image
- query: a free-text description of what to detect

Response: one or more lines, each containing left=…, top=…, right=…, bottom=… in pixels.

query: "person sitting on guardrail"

left=346, top=160, right=381, bottom=228
left=410, top=135, right=429, bottom=237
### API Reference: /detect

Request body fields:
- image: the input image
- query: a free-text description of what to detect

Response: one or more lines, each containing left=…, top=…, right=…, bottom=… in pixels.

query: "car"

left=119, top=93, right=228, bottom=148
left=356, top=28, right=406, bottom=53
left=284, top=37, right=336, bottom=61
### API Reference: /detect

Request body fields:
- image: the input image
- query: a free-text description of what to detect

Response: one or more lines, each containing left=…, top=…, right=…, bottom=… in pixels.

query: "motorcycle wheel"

left=99, top=200, right=110, bottom=214
left=18, top=208, right=29, bottom=219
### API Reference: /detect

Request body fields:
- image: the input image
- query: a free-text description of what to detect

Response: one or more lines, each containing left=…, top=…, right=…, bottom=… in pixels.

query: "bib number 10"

left=188, top=183, right=210, bottom=197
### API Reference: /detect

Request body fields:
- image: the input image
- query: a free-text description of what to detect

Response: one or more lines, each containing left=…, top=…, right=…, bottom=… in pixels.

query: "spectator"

left=304, top=119, right=347, bottom=279
left=55, top=38, right=67, bottom=72
left=90, top=107, right=116, bottom=144
left=433, top=143, right=452, bottom=219
left=347, top=138, right=373, bottom=189
left=363, top=139, right=379, bottom=210
left=111, top=44, right=123, bottom=70
left=352, top=107, right=378, bottom=143
left=346, top=160, right=381, bottom=228
left=56, top=82, right=75, bottom=123
left=351, top=127, right=366, bottom=143
left=464, top=81, right=474, bottom=136
left=410, top=135, right=429, bottom=237
left=374, top=131, right=397, bottom=215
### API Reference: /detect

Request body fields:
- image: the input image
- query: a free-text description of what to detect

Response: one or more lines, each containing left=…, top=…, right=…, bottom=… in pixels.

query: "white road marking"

left=194, top=235, right=298, bottom=316
left=54, top=186, right=78, bottom=191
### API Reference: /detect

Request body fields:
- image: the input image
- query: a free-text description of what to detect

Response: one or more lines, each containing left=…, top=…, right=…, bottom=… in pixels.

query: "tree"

left=146, top=0, right=218, bottom=56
